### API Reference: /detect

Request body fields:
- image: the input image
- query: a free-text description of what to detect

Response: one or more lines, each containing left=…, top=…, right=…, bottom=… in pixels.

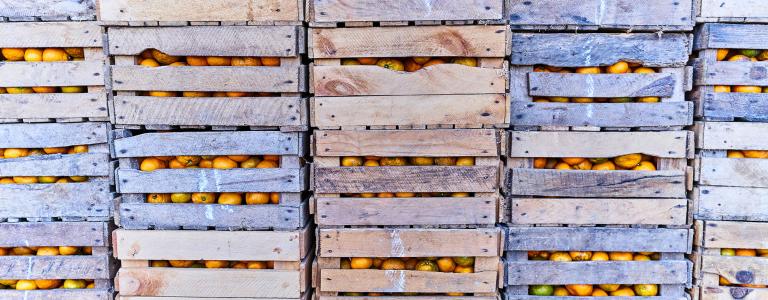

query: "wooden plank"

left=117, top=167, right=305, bottom=193
left=311, top=26, right=507, bottom=58
left=510, top=33, right=690, bottom=67
left=695, top=23, right=768, bottom=50
left=505, top=227, right=691, bottom=252
left=312, top=95, right=507, bottom=127
left=509, top=131, right=689, bottom=158
left=99, top=0, right=301, bottom=22
left=699, top=157, right=768, bottom=188
left=316, top=197, right=498, bottom=226
left=0, top=22, right=101, bottom=47
left=113, top=96, right=304, bottom=127
left=696, top=186, right=768, bottom=221
left=0, top=153, right=110, bottom=177
left=318, top=228, right=500, bottom=257
left=506, top=296, right=685, bottom=300
left=108, top=26, right=298, bottom=56
left=509, top=197, right=688, bottom=225
left=508, top=261, right=689, bottom=285
left=0, top=222, right=108, bottom=246
left=696, top=61, right=768, bottom=86
left=0, top=122, right=108, bottom=148
left=311, top=0, right=503, bottom=22
left=507, top=0, right=693, bottom=29
left=700, top=92, right=768, bottom=120
left=0, top=255, right=110, bottom=279
left=0, top=182, right=111, bottom=219
left=320, top=269, right=497, bottom=293
left=510, top=169, right=686, bottom=198
left=528, top=73, right=676, bottom=97
left=0, top=94, right=108, bottom=120
left=0, top=290, right=111, bottom=300
left=702, top=255, right=768, bottom=285
left=700, top=286, right=768, bottom=300
left=313, top=65, right=505, bottom=96
left=698, top=122, right=768, bottom=150
left=314, top=129, right=500, bottom=157
left=111, top=66, right=299, bottom=92
left=699, top=0, right=768, bottom=19
left=313, top=166, right=498, bottom=193
left=511, top=102, right=693, bottom=127
left=113, top=131, right=301, bottom=157
left=320, top=297, right=494, bottom=300
left=701, top=221, right=768, bottom=249
left=0, top=61, right=105, bottom=86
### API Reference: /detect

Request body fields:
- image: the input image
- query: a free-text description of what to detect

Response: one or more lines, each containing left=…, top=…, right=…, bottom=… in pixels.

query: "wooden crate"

left=0, top=22, right=108, bottom=123
left=692, top=23, right=768, bottom=122
left=107, top=25, right=307, bottom=131
left=504, top=226, right=692, bottom=299
left=307, top=0, right=504, bottom=27
left=505, top=130, right=693, bottom=226
left=693, top=122, right=768, bottom=222
left=693, top=221, right=768, bottom=300
left=113, top=130, right=308, bottom=230
left=696, top=0, right=768, bottom=23
left=509, top=32, right=694, bottom=131
left=0, top=221, right=113, bottom=300
left=0, top=0, right=95, bottom=21
left=98, top=0, right=303, bottom=25
left=309, top=25, right=509, bottom=130
left=0, top=122, right=113, bottom=222
left=506, top=0, right=694, bottom=31
left=113, top=225, right=312, bottom=299
left=312, top=129, right=504, bottom=227
left=315, top=228, right=502, bottom=297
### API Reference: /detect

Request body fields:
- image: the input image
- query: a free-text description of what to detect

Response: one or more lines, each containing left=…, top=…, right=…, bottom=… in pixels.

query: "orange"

left=423, top=58, right=446, bottom=67
left=240, top=157, right=261, bottom=168
left=609, top=252, right=633, bottom=261
left=350, top=257, right=373, bottom=269
left=377, top=192, right=395, bottom=198
left=565, top=284, right=593, bottom=296
left=182, top=91, right=211, bottom=97
left=549, top=252, right=572, bottom=261
left=149, top=91, right=177, bottom=97
left=168, top=159, right=186, bottom=169
left=728, top=55, right=751, bottom=62
left=170, top=193, right=192, bottom=203
left=376, top=58, right=404, bottom=71
left=356, top=58, right=378, bottom=65
left=592, top=161, right=616, bottom=170
left=591, top=288, right=608, bottom=296
left=32, top=87, right=57, bottom=93
left=270, top=192, right=280, bottom=204
left=576, top=67, right=601, bottom=74
left=341, top=156, right=363, bottom=166
left=634, top=284, right=658, bottom=296
left=634, top=161, right=656, bottom=171
left=436, top=257, right=456, bottom=272
left=452, top=57, right=477, bottom=67
left=404, top=59, right=422, bottom=72
left=734, top=86, right=762, bottom=93
left=638, top=96, right=661, bottom=102
left=455, top=157, right=475, bottom=166
left=573, top=97, right=594, bottom=103
left=169, top=260, right=195, bottom=268
left=599, top=284, right=620, bottom=292
left=245, top=192, right=270, bottom=205
left=381, top=258, right=406, bottom=270
left=140, top=157, right=167, bottom=171
left=231, top=57, right=261, bottom=66
left=363, top=160, right=380, bottom=167
left=555, top=162, right=572, bottom=170
left=147, top=193, right=171, bottom=203
left=199, top=159, right=213, bottom=168
left=450, top=192, right=469, bottom=197
left=341, top=59, right=360, bottom=65
left=12, top=247, right=34, bottom=255
left=735, top=249, right=757, bottom=256
left=717, top=49, right=730, bottom=61
left=372, top=258, right=384, bottom=268
left=24, top=48, right=43, bottom=61
left=256, top=160, right=278, bottom=168
left=410, top=157, right=434, bottom=165
left=416, top=260, right=439, bottom=272
left=743, top=150, right=768, bottom=158
left=435, top=157, right=457, bottom=166
left=263, top=155, right=279, bottom=161
left=569, top=251, right=592, bottom=261
left=553, top=287, right=570, bottom=296
left=151, top=49, right=180, bottom=65
left=70, top=145, right=88, bottom=153
left=191, top=193, right=216, bottom=204
left=534, top=158, right=548, bottom=168
left=225, top=91, right=250, bottom=97
left=561, top=157, right=585, bottom=165
left=607, top=61, right=630, bottom=74
left=176, top=156, right=201, bottom=166
left=6, top=87, right=34, bottom=94
left=614, top=153, right=643, bottom=168
left=227, top=155, right=251, bottom=162
left=634, top=254, right=652, bottom=261
left=13, top=176, right=38, bottom=184
left=206, top=56, right=231, bottom=66
left=62, top=279, right=86, bottom=289
left=549, top=97, right=570, bottom=103
left=64, top=48, right=84, bottom=58
left=213, top=156, right=238, bottom=169
left=572, top=160, right=593, bottom=170
left=4, top=148, right=29, bottom=158
left=186, top=56, right=208, bottom=66
left=413, top=57, right=431, bottom=64
left=218, top=193, right=243, bottom=205
left=69, top=176, right=88, bottom=182
left=36, top=247, right=60, bottom=256
left=15, top=280, right=37, bottom=290
left=395, top=192, right=415, bottom=197
left=59, top=246, right=79, bottom=255
left=714, top=86, right=731, bottom=93
left=34, top=279, right=61, bottom=289
left=380, top=157, right=407, bottom=166
left=261, top=57, right=281, bottom=66
left=42, top=48, right=69, bottom=61
left=43, top=147, right=67, bottom=154
left=634, top=67, right=656, bottom=74
left=591, top=252, right=609, bottom=261
left=611, top=287, right=635, bottom=296
left=204, top=260, right=229, bottom=268
left=1, top=48, right=25, bottom=61
left=139, top=58, right=160, bottom=67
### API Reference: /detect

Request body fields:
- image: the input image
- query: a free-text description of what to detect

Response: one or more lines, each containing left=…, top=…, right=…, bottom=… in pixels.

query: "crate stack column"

left=691, top=22, right=768, bottom=300
left=97, top=1, right=312, bottom=300
left=307, top=1, right=507, bottom=299
left=503, top=1, right=696, bottom=299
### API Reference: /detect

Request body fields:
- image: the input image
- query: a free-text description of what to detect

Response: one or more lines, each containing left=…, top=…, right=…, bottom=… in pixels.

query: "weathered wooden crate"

left=0, top=122, right=113, bottom=222
left=693, top=220, right=768, bottom=300
left=505, top=130, right=693, bottom=226
left=315, top=228, right=502, bottom=297
left=504, top=226, right=693, bottom=299
left=307, top=0, right=505, bottom=27
left=0, top=221, right=113, bottom=300
left=693, top=122, right=768, bottom=222
left=113, top=130, right=308, bottom=230
left=113, top=225, right=312, bottom=299
left=309, top=25, right=509, bottom=130
left=696, top=0, right=768, bottom=23
left=312, top=129, right=504, bottom=227
left=0, top=0, right=95, bottom=21
left=506, top=0, right=694, bottom=31
left=107, top=25, right=307, bottom=131
left=509, top=32, right=694, bottom=131
left=692, top=23, right=768, bottom=122
left=98, top=0, right=303, bottom=25
left=0, top=22, right=108, bottom=123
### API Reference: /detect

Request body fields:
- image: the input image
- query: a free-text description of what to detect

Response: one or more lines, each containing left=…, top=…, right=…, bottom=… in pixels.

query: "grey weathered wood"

left=0, top=61, right=105, bottom=86
left=505, top=227, right=691, bottom=252
left=0, top=255, right=110, bottom=279
left=510, top=33, right=690, bottom=67
left=113, top=131, right=302, bottom=157
left=695, top=61, right=768, bottom=86
left=0, top=22, right=101, bottom=46
left=0, top=182, right=111, bottom=219
left=0, top=290, right=111, bottom=300
left=696, top=186, right=768, bottom=221
left=310, top=0, right=503, bottom=23
left=0, top=122, right=108, bottom=148
left=698, top=91, right=768, bottom=120
left=0, top=153, right=110, bottom=177
left=529, top=73, right=676, bottom=97
left=509, top=197, right=688, bottom=226
left=314, top=166, right=498, bottom=193
left=99, top=0, right=302, bottom=23
left=509, top=131, right=690, bottom=158
left=111, top=65, right=300, bottom=92
left=697, top=122, right=768, bottom=150
left=314, top=129, right=501, bottom=157
left=506, top=292, right=685, bottom=300
left=315, top=197, right=498, bottom=226
left=511, top=102, right=693, bottom=127
left=509, top=169, right=686, bottom=198
left=0, top=94, right=109, bottom=120
left=698, top=157, right=768, bottom=188
left=117, top=167, right=306, bottom=193
left=695, top=23, right=768, bottom=50
left=507, top=261, right=690, bottom=285
left=0, top=222, right=109, bottom=246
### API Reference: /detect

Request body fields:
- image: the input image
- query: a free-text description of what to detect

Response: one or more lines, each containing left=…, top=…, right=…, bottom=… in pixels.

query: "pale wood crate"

left=692, top=23, right=768, bottom=122
left=0, top=0, right=95, bottom=21
left=692, top=220, right=768, bottom=300
left=309, top=25, right=509, bottom=130
left=311, top=129, right=504, bottom=227
left=696, top=0, right=768, bottom=23
left=693, top=122, right=768, bottom=222
left=113, top=129, right=308, bottom=230
left=0, top=22, right=108, bottom=123
left=0, top=122, right=113, bottom=222
left=98, top=0, right=303, bottom=25
left=113, top=225, right=312, bottom=299
left=306, top=0, right=504, bottom=27
left=505, top=130, right=694, bottom=227
left=503, top=226, right=693, bottom=299
left=509, top=32, right=694, bottom=131
left=107, top=25, right=307, bottom=131
left=0, top=221, right=114, bottom=300
left=315, top=228, right=503, bottom=297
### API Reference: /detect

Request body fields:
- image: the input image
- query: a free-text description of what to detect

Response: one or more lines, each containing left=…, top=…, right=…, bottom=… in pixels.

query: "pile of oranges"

left=341, top=257, right=475, bottom=297
left=727, top=150, right=768, bottom=158
left=0, top=146, right=90, bottom=184
left=0, top=246, right=95, bottom=290
left=714, top=49, right=768, bottom=94
left=533, top=62, right=662, bottom=103
left=533, top=154, right=657, bottom=171
left=0, top=48, right=87, bottom=94
left=528, top=251, right=660, bottom=261
left=719, top=248, right=768, bottom=288
left=340, top=57, right=478, bottom=72
left=149, top=260, right=274, bottom=269
left=529, top=284, right=658, bottom=297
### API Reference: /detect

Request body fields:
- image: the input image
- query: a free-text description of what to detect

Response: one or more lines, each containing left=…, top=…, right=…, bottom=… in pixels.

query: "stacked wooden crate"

left=690, top=23, right=768, bottom=300
left=98, top=2, right=311, bottom=299
left=308, top=1, right=506, bottom=299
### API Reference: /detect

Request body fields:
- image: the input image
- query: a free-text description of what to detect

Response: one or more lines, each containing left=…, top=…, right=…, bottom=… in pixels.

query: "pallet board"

left=696, top=0, right=768, bottom=23
left=0, top=0, right=95, bottom=21
left=0, top=22, right=108, bottom=123
left=307, top=0, right=504, bottom=26
left=98, top=0, right=303, bottom=25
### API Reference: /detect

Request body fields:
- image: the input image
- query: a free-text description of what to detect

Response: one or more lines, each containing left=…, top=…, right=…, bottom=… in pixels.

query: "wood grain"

left=0, top=94, right=108, bottom=119
left=695, top=186, right=768, bottom=221
left=0, top=290, right=111, bottom=300
left=0, top=222, right=109, bottom=246
left=698, top=157, right=768, bottom=188
left=113, top=131, right=302, bottom=157
left=318, top=228, right=501, bottom=257
left=0, top=122, right=108, bottom=148
left=509, top=197, right=688, bottom=225
left=310, top=0, right=503, bottom=22
left=508, top=261, right=690, bottom=285
left=313, top=165, right=498, bottom=193
left=509, top=131, right=690, bottom=158
left=0, top=182, right=111, bottom=219
left=528, top=73, right=676, bottom=97
left=702, top=255, right=768, bottom=285
left=507, top=0, right=693, bottom=29
left=510, top=169, right=686, bottom=198
left=315, top=197, right=498, bottom=226
left=117, top=167, right=306, bottom=193
left=699, top=0, right=768, bottom=19
left=0, top=153, right=110, bottom=177
left=99, top=0, right=301, bottom=23
left=506, top=227, right=691, bottom=252
left=699, top=92, right=768, bottom=120
left=700, top=221, right=768, bottom=249
left=695, top=23, right=768, bottom=50
left=0, top=61, right=105, bottom=86
left=111, top=65, right=299, bottom=92
left=0, top=22, right=101, bottom=46
left=695, top=61, right=768, bottom=86
left=0, top=255, right=110, bottom=279
left=511, top=102, right=693, bottom=127
left=320, top=269, right=497, bottom=293
left=314, top=129, right=501, bottom=157
left=698, top=122, right=768, bottom=150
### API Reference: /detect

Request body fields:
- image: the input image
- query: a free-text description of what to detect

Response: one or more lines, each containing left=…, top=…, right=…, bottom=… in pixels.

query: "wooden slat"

left=314, top=129, right=500, bottom=157
left=700, top=286, right=768, bottom=300
left=699, top=157, right=768, bottom=188
left=313, top=166, right=498, bottom=193
left=696, top=186, right=768, bottom=221
left=310, top=26, right=506, bottom=58
left=99, top=0, right=301, bottom=23
left=0, top=255, right=110, bottom=279
left=111, top=66, right=299, bottom=92
left=507, top=295, right=686, bottom=300
left=315, top=197, right=498, bottom=226
left=0, top=61, right=105, bottom=86
left=310, top=0, right=503, bottom=22
left=113, top=131, right=301, bottom=157
left=509, top=197, right=688, bottom=225
left=117, top=167, right=305, bottom=193
left=699, top=0, right=768, bottom=20
left=528, top=73, right=676, bottom=97
left=695, top=23, right=768, bottom=50
left=510, top=169, right=686, bottom=198
left=320, top=297, right=494, bottom=300
left=509, top=131, right=689, bottom=158
left=695, top=61, right=768, bottom=86
left=318, top=228, right=500, bottom=257
left=507, top=261, right=689, bottom=285
left=702, top=255, right=768, bottom=285
left=0, top=153, right=110, bottom=177
left=0, top=122, right=108, bottom=148
left=0, top=182, right=111, bottom=219
left=0, top=22, right=101, bottom=47
left=506, top=227, right=691, bottom=252
left=506, top=0, right=693, bottom=29
left=0, top=222, right=109, bottom=246
left=511, top=102, right=693, bottom=127
left=510, top=33, right=690, bottom=68
left=0, top=94, right=108, bottom=120
left=320, top=269, right=497, bottom=293
left=699, top=92, right=768, bottom=120
left=698, top=122, right=768, bottom=150
left=700, top=221, right=768, bottom=249
left=0, top=290, right=111, bottom=300
left=108, top=26, right=298, bottom=56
